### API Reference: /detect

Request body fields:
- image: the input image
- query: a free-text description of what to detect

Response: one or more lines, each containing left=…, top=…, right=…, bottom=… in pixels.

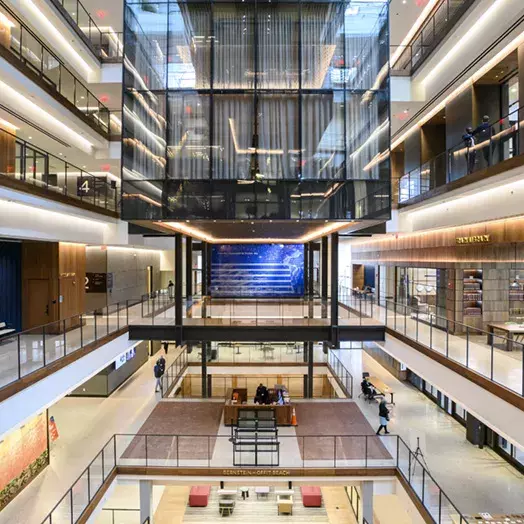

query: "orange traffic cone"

left=291, top=407, right=297, bottom=426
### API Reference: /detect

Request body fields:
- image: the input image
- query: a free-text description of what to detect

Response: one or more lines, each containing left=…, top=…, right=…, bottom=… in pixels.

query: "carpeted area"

left=294, top=402, right=391, bottom=461
left=122, top=402, right=224, bottom=461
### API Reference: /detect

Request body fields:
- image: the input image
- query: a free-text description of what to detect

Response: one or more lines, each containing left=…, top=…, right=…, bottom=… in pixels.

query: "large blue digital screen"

left=211, top=244, right=304, bottom=297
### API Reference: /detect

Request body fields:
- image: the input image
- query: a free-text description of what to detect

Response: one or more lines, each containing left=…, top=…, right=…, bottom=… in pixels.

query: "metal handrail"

left=0, top=1, right=112, bottom=135
left=391, top=0, right=475, bottom=75
left=383, top=299, right=524, bottom=397
left=0, top=126, right=118, bottom=212
left=328, top=350, right=354, bottom=398
left=40, top=433, right=469, bottom=524
left=51, top=0, right=123, bottom=62
left=0, top=288, right=173, bottom=393
left=398, top=104, right=523, bottom=202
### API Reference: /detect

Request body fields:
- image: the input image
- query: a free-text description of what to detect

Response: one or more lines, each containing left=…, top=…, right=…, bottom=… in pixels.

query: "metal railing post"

left=42, top=326, right=46, bottom=367
left=17, top=335, right=21, bottom=379
left=429, top=315, right=433, bottom=348
left=466, top=326, right=469, bottom=367
left=446, top=319, right=449, bottom=357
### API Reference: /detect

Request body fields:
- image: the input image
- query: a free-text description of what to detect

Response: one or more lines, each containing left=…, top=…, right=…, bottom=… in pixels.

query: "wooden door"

left=27, top=279, right=50, bottom=328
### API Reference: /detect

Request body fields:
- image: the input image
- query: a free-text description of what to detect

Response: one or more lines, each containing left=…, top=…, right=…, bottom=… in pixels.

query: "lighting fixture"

left=0, top=118, right=19, bottom=131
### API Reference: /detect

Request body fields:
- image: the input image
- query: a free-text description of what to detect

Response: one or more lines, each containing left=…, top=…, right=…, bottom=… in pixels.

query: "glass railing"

left=345, top=485, right=361, bottom=522
left=328, top=350, right=354, bottom=398
left=100, top=508, right=141, bottom=524
left=0, top=289, right=173, bottom=393
left=398, top=106, right=523, bottom=203
left=383, top=300, right=524, bottom=397
left=135, top=295, right=377, bottom=327
left=51, top=0, right=123, bottom=62
left=355, top=183, right=391, bottom=220
left=0, top=1, right=111, bottom=135
left=40, top=433, right=469, bottom=524
left=160, top=349, right=188, bottom=398
left=0, top=127, right=118, bottom=212
left=390, top=0, right=475, bottom=75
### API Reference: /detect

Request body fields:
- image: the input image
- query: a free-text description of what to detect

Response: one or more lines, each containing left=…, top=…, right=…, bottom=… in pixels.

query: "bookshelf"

left=463, top=269, right=482, bottom=318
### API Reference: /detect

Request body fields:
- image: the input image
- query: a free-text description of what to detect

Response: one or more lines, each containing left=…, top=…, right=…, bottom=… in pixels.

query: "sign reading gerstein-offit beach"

left=456, top=234, right=491, bottom=245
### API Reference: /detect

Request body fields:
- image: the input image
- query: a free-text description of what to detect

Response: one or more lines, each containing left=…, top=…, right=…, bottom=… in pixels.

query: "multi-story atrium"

left=0, top=0, right=522, bottom=523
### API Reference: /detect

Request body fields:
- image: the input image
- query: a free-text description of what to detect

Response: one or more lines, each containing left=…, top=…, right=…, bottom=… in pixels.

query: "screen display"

left=114, top=347, right=136, bottom=370
left=211, top=244, right=304, bottom=297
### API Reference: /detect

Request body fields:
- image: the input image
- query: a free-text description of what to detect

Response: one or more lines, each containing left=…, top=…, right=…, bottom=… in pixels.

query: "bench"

left=300, top=486, right=322, bottom=507
left=0, top=322, right=15, bottom=338
left=189, top=485, right=211, bottom=507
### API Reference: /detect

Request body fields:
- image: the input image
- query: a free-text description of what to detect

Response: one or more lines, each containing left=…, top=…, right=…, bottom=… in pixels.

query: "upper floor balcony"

left=391, top=0, right=475, bottom=76
left=0, top=125, right=119, bottom=215
left=0, top=1, right=120, bottom=139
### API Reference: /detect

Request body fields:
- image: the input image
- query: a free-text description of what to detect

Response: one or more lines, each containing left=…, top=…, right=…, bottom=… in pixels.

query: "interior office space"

left=0, top=0, right=523, bottom=523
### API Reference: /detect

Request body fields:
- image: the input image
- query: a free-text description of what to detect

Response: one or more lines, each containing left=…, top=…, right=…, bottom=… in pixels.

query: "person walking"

left=154, top=361, right=164, bottom=393
left=168, top=279, right=175, bottom=299
left=376, top=398, right=390, bottom=435
left=474, top=115, right=493, bottom=166
left=157, top=353, right=166, bottom=375
left=163, top=341, right=169, bottom=354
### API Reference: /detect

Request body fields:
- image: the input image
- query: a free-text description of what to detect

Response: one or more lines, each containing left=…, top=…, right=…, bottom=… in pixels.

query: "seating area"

left=185, top=485, right=326, bottom=521
left=0, top=322, right=15, bottom=338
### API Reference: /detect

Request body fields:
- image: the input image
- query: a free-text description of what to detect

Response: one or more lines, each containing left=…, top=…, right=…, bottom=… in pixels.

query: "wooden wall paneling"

left=21, top=241, right=59, bottom=330
left=58, top=243, right=86, bottom=331
left=352, top=264, right=364, bottom=289
left=0, top=125, right=16, bottom=176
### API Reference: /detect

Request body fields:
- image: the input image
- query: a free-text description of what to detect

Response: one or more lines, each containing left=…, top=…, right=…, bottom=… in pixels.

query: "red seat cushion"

left=300, top=486, right=322, bottom=507
left=189, top=485, right=211, bottom=507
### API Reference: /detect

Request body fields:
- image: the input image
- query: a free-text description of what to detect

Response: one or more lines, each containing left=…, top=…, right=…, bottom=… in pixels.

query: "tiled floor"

left=2, top=345, right=523, bottom=523
left=370, top=303, right=523, bottom=395
left=335, top=346, right=524, bottom=515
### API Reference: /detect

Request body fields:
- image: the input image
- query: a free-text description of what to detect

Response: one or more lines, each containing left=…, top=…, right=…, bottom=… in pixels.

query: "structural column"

left=330, top=232, right=339, bottom=327
left=202, top=341, right=208, bottom=398
left=308, top=241, right=315, bottom=297
left=304, top=243, right=309, bottom=296
left=186, top=236, right=192, bottom=298
left=307, top=341, right=314, bottom=398
left=139, top=480, right=153, bottom=524
left=175, top=233, right=183, bottom=329
left=201, top=242, right=208, bottom=296
left=321, top=236, right=328, bottom=299
left=361, top=481, right=374, bottom=524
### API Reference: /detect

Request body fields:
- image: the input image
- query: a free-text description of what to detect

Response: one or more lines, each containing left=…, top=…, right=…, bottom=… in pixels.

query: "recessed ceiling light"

left=28, top=136, right=32, bottom=139
left=59, top=153, right=63, bottom=156
left=82, top=165, right=86, bottom=168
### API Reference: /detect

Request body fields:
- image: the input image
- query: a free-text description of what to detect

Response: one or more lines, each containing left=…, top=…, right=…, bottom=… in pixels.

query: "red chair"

left=300, top=486, right=322, bottom=507
left=189, top=485, right=211, bottom=507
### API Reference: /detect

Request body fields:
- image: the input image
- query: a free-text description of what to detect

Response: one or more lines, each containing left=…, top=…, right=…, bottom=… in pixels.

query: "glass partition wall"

left=122, top=0, right=390, bottom=221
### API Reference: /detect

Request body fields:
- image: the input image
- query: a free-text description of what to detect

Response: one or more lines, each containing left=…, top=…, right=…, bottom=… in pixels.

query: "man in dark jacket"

left=154, top=362, right=164, bottom=393
left=462, top=126, right=476, bottom=174
left=157, top=354, right=166, bottom=374
left=474, top=115, right=493, bottom=166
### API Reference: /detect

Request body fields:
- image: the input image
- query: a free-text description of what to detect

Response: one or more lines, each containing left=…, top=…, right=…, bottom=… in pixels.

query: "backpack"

left=154, top=364, right=163, bottom=378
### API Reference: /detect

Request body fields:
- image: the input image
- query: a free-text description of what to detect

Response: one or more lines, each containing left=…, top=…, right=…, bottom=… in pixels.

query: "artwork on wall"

left=211, top=244, right=304, bottom=297
left=0, top=412, right=49, bottom=509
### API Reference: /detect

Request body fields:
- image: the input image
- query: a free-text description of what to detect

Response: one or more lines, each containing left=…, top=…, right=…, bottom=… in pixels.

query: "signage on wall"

left=455, top=234, right=490, bottom=245
left=221, top=469, right=290, bottom=476
left=76, top=176, right=107, bottom=197
left=85, top=272, right=109, bottom=293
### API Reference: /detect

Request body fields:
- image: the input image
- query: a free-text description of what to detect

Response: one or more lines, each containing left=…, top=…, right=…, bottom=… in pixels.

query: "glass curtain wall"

left=122, top=0, right=390, bottom=220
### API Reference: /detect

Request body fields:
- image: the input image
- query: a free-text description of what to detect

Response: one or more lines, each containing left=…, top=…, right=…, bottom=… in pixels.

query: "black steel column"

left=206, top=243, right=212, bottom=295
left=331, top=233, right=339, bottom=345
left=175, top=234, right=183, bottom=342
left=308, top=241, right=315, bottom=298
left=321, top=236, right=328, bottom=299
left=202, top=241, right=208, bottom=296
left=307, top=341, right=314, bottom=398
left=303, top=243, right=309, bottom=296
left=186, top=236, right=192, bottom=298
left=201, top=341, right=208, bottom=398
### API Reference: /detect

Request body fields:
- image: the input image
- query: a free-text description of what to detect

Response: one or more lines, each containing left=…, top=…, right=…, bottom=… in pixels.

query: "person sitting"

left=254, top=383, right=268, bottom=404
left=361, top=378, right=372, bottom=398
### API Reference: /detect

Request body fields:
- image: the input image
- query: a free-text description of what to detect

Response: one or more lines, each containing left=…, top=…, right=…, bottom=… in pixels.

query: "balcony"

left=398, top=106, right=523, bottom=204
left=391, top=0, right=475, bottom=76
left=0, top=126, right=118, bottom=215
left=0, top=1, right=116, bottom=137
left=49, top=0, right=123, bottom=62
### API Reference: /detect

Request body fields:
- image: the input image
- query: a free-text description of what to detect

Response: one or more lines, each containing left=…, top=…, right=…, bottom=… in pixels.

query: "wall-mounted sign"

left=77, top=176, right=107, bottom=198
left=85, top=272, right=108, bottom=293
left=456, top=234, right=490, bottom=245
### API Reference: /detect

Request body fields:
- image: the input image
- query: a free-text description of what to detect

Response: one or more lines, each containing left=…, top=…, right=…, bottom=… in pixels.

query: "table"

left=274, top=489, right=294, bottom=496
left=255, top=486, right=270, bottom=499
left=368, top=376, right=395, bottom=404
left=487, top=322, right=524, bottom=351
left=219, top=499, right=235, bottom=516
left=217, top=489, right=237, bottom=498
